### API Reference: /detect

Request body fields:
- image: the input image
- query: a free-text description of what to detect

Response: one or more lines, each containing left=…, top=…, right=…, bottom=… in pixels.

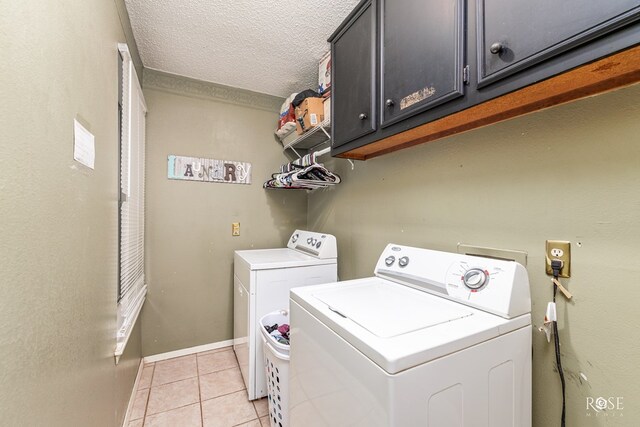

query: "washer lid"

left=313, top=282, right=472, bottom=338
left=291, top=277, right=530, bottom=374
left=235, top=248, right=336, bottom=270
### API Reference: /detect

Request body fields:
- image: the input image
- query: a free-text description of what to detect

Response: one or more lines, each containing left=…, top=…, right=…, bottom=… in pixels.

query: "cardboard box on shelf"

left=318, top=51, right=331, bottom=94
left=295, top=97, right=324, bottom=134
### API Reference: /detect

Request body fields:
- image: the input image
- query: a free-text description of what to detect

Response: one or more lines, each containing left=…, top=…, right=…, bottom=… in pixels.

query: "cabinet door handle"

left=490, top=42, right=504, bottom=54
left=385, top=99, right=395, bottom=107
left=358, top=113, right=368, bottom=120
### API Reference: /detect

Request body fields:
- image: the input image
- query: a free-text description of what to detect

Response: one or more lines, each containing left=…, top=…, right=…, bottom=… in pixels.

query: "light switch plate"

left=545, top=240, right=570, bottom=277
left=232, top=222, right=240, bottom=236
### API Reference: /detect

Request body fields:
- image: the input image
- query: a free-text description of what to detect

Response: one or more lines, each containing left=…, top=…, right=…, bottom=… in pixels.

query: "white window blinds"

left=115, top=44, right=147, bottom=361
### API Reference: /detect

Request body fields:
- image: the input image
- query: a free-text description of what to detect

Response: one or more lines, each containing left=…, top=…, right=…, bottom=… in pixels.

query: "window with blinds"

left=115, top=44, right=147, bottom=361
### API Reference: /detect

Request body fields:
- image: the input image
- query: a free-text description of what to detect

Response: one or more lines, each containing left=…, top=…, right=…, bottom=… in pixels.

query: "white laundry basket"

left=260, top=310, right=290, bottom=427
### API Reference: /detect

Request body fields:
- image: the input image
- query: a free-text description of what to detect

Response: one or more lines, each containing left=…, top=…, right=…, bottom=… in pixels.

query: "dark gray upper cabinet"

left=329, top=0, right=640, bottom=158
left=478, top=0, right=640, bottom=87
left=381, top=0, right=465, bottom=127
left=330, top=0, right=377, bottom=148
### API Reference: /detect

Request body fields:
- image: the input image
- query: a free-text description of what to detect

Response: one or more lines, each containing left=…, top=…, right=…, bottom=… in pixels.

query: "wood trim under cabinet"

left=336, top=45, right=640, bottom=161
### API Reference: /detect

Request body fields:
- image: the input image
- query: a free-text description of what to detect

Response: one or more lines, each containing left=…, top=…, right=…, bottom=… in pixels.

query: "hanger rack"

left=313, top=146, right=331, bottom=158
left=263, top=145, right=342, bottom=191
left=265, top=119, right=355, bottom=190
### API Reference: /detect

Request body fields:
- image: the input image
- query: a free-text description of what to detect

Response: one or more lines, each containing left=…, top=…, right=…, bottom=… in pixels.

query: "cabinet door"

left=332, top=0, right=377, bottom=148
left=478, top=0, right=640, bottom=87
left=381, top=0, right=465, bottom=127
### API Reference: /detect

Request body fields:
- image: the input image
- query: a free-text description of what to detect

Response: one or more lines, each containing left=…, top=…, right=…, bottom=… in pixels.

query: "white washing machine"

left=289, top=244, right=531, bottom=426
left=234, top=230, right=338, bottom=400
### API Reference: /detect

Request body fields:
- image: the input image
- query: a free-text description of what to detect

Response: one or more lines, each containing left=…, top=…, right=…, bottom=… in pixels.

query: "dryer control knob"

left=307, top=238, right=313, bottom=244
left=463, top=268, right=487, bottom=289
left=292, top=234, right=299, bottom=243
left=385, top=256, right=396, bottom=266
left=398, top=256, right=409, bottom=267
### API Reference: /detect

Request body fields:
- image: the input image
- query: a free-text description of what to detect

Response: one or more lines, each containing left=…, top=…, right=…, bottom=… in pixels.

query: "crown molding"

left=142, top=68, right=283, bottom=112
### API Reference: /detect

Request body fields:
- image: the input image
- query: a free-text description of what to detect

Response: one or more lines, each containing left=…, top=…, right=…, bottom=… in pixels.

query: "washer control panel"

left=374, top=244, right=531, bottom=318
left=287, top=229, right=337, bottom=259
left=445, top=262, right=498, bottom=299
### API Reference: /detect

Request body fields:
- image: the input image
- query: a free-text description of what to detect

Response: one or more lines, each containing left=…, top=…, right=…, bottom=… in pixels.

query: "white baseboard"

left=143, top=339, right=235, bottom=363
left=121, top=359, right=144, bottom=427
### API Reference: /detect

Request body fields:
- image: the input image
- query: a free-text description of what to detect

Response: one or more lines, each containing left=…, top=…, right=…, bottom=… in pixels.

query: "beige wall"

left=308, top=83, right=640, bottom=426
left=0, top=1, right=143, bottom=425
left=142, top=71, right=307, bottom=356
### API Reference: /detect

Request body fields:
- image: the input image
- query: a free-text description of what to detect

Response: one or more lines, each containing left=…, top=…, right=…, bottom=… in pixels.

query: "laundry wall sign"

left=168, top=155, right=252, bottom=185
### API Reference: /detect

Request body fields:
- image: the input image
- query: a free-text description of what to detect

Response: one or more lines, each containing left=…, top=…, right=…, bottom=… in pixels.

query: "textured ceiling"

left=125, top=0, right=360, bottom=97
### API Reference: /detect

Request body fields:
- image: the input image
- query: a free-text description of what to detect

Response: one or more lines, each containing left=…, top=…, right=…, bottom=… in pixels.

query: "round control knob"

left=490, top=42, right=503, bottom=54
left=463, top=268, right=487, bottom=290
left=385, top=99, right=395, bottom=107
left=385, top=256, right=396, bottom=266
left=358, top=113, right=368, bottom=120
left=398, top=256, right=409, bottom=268
left=307, top=238, right=312, bottom=244
left=316, top=241, right=322, bottom=249
left=291, top=234, right=299, bottom=243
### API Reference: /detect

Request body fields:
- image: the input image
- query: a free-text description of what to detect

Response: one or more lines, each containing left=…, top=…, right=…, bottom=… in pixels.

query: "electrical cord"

left=551, top=260, right=566, bottom=427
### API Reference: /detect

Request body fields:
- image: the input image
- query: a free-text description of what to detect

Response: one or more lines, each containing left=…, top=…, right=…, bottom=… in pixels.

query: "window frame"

left=115, top=43, right=147, bottom=363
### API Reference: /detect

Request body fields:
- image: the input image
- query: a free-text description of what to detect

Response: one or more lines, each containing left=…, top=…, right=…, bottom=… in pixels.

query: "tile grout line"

left=145, top=402, right=203, bottom=419
left=149, top=373, right=199, bottom=389
left=231, top=417, right=259, bottom=427
left=142, top=363, right=155, bottom=424
left=252, top=399, right=266, bottom=421
left=250, top=388, right=259, bottom=425
left=200, top=386, right=247, bottom=404
left=198, top=365, right=241, bottom=377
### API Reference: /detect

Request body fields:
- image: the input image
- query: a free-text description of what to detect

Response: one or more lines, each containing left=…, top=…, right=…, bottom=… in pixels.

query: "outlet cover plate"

left=545, top=240, right=570, bottom=277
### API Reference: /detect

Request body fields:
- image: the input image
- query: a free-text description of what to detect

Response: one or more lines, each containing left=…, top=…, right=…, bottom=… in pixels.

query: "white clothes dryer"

left=289, top=244, right=531, bottom=426
left=234, top=230, right=337, bottom=400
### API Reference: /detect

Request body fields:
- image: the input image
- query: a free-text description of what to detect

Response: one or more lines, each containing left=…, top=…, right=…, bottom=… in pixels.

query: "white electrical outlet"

left=550, top=248, right=564, bottom=257
left=545, top=240, right=571, bottom=278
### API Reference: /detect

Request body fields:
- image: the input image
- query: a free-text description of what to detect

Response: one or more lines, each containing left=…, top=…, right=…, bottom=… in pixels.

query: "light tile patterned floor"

left=129, top=347, right=270, bottom=427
